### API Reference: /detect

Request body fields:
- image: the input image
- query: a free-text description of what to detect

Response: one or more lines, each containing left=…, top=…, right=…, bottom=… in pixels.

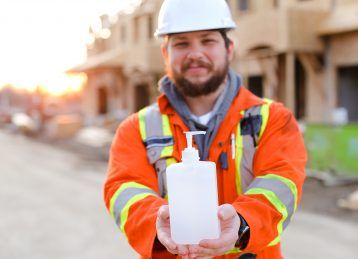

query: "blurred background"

left=0, top=0, right=357, bottom=258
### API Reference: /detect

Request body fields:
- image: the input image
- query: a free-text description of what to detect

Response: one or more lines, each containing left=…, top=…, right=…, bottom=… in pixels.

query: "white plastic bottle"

left=166, top=131, right=220, bottom=244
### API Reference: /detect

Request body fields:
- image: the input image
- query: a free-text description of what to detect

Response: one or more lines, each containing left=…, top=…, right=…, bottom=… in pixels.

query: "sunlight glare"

left=40, top=73, right=87, bottom=96
left=0, top=0, right=141, bottom=92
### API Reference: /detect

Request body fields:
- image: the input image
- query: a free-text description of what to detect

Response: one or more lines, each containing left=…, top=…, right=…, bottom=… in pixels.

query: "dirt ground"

left=300, top=177, right=358, bottom=223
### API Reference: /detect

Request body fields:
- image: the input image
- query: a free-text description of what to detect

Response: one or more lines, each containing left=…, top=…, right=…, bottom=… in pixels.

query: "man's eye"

left=203, top=39, right=216, bottom=44
left=174, top=42, right=188, bottom=47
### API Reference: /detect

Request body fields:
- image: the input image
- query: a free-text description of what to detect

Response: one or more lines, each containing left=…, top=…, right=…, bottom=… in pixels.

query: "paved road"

left=0, top=130, right=357, bottom=259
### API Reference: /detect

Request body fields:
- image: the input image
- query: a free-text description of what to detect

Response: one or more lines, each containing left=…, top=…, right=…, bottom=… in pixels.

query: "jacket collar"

left=158, top=86, right=264, bottom=117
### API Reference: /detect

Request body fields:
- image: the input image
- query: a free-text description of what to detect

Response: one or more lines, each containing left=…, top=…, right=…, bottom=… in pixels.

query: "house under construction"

left=70, top=0, right=358, bottom=124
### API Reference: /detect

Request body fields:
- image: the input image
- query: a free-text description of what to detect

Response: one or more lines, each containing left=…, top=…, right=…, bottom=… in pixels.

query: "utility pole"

left=323, top=0, right=337, bottom=123
left=331, top=0, right=336, bottom=10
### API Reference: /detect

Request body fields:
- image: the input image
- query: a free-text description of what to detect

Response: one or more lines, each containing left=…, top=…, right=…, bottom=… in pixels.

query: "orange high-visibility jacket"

left=104, top=87, right=307, bottom=259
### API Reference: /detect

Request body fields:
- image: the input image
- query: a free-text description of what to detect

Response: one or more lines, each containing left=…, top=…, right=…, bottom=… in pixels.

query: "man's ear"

left=227, top=40, right=235, bottom=61
left=161, top=43, right=169, bottom=63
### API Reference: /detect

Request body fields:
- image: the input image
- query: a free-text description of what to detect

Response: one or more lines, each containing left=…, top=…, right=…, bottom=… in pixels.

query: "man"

left=104, top=0, right=307, bottom=258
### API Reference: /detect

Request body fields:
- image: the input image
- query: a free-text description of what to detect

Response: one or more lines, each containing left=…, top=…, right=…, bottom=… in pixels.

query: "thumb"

left=158, top=205, right=170, bottom=220
left=218, top=204, right=237, bottom=221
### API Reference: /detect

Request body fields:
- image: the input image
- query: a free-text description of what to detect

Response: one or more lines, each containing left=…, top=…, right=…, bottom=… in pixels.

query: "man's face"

left=162, top=30, right=234, bottom=97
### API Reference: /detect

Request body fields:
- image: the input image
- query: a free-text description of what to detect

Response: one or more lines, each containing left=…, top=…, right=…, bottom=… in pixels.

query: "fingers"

left=161, top=235, right=177, bottom=251
left=189, top=256, right=212, bottom=259
left=158, top=205, right=170, bottom=220
left=199, top=231, right=237, bottom=249
left=156, top=205, right=177, bottom=252
left=189, top=245, right=230, bottom=257
left=157, top=204, right=240, bottom=257
left=188, top=242, right=232, bottom=257
left=218, top=204, right=241, bottom=237
left=156, top=205, right=170, bottom=230
left=164, top=244, right=190, bottom=256
left=156, top=206, right=191, bottom=256
left=188, top=204, right=240, bottom=257
left=177, top=245, right=190, bottom=257
left=156, top=228, right=176, bottom=251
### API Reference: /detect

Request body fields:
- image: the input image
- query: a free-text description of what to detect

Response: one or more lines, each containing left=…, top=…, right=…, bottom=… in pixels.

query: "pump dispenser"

left=181, top=131, right=204, bottom=162
left=166, top=131, right=220, bottom=244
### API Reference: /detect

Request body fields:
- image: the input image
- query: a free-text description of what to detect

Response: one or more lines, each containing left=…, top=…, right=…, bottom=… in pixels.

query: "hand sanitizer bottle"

left=166, top=131, right=220, bottom=244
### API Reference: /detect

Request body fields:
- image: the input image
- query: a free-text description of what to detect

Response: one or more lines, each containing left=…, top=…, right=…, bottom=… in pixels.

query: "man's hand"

left=156, top=205, right=190, bottom=258
left=188, top=204, right=241, bottom=258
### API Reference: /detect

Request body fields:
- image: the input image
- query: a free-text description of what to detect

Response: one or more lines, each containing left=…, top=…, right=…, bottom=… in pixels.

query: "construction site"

left=0, top=0, right=357, bottom=258
left=69, top=0, right=358, bottom=176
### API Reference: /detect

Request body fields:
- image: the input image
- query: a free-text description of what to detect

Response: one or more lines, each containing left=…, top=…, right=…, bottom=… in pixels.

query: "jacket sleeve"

left=103, top=113, right=167, bottom=257
left=232, top=102, right=307, bottom=253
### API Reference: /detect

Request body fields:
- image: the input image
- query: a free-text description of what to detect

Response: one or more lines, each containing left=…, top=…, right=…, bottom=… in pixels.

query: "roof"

left=68, top=48, right=124, bottom=72
left=318, top=3, right=358, bottom=35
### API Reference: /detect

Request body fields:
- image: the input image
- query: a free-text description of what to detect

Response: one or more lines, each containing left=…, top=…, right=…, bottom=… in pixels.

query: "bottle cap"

left=182, top=131, right=206, bottom=163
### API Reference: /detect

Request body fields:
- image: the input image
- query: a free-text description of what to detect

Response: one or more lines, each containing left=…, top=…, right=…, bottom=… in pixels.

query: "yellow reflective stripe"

left=258, top=174, right=298, bottom=211
left=160, top=114, right=174, bottom=157
left=234, top=110, right=246, bottom=195
left=258, top=98, right=273, bottom=140
left=165, top=158, right=177, bottom=166
left=245, top=188, right=288, bottom=241
left=268, top=235, right=280, bottom=246
left=164, top=158, right=176, bottom=201
left=225, top=247, right=242, bottom=255
left=162, top=114, right=172, bottom=137
left=120, top=192, right=157, bottom=234
left=161, top=146, right=173, bottom=157
left=264, top=98, right=274, bottom=104
left=235, top=126, right=243, bottom=195
left=138, top=108, right=147, bottom=140
left=109, top=182, right=152, bottom=218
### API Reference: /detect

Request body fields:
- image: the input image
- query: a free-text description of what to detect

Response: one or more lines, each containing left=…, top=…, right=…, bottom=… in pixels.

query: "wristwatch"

left=235, top=214, right=250, bottom=250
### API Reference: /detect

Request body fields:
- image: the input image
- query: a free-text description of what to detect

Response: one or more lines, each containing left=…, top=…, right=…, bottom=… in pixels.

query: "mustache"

left=181, top=59, right=212, bottom=72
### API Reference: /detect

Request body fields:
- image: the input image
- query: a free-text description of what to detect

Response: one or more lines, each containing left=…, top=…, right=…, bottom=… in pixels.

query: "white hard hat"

left=155, top=0, right=236, bottom=37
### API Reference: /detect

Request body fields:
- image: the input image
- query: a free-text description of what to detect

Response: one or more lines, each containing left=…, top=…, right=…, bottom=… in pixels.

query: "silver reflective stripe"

left=240, top=105, right=262, bottom=192
left=147, top=147, right=166, bottom=164
left=240, top=135, right=255, bottom=192
left=113, top=187, right=157, bottom=226
left=155, top=159, right=168, bottom=198
left=139, top=103, right=174, bottom=198
left=143, top=104, right=167, bottom=164
left=144, top=104, right=164, bottom=138
left=247, top=178, right=295, bottom=229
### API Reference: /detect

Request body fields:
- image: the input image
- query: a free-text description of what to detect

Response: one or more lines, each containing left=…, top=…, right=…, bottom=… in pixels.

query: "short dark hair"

left=217, top=29, right=232, bottom=49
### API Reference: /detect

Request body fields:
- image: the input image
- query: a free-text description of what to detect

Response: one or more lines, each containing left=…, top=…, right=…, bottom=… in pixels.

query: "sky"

left=0, top=0, right=141, bottom=89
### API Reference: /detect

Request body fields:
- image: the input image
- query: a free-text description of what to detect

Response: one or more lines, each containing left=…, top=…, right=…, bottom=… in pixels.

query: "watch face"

left=238, top=216, right=249, bottom=236
left=236, top=214, right=250, bottom=249
left=241, top=225, right=250, bottom=234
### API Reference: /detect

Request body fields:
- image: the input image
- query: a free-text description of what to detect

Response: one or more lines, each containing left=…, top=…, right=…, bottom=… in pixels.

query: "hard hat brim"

left=155, top=25, right=236, bottom=38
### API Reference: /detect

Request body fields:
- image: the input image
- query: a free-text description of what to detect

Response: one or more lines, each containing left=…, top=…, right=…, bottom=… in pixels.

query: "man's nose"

left=186, top=42, right=205, bottom=60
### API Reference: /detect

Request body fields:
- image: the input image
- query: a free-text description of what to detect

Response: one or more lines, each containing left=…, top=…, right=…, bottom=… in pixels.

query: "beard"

left=167, top=58, right=229, bottom=97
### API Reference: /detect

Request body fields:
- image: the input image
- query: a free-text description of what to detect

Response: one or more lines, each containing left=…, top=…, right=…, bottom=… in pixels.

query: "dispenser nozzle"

left=184, top=131, right=206, bottom=148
